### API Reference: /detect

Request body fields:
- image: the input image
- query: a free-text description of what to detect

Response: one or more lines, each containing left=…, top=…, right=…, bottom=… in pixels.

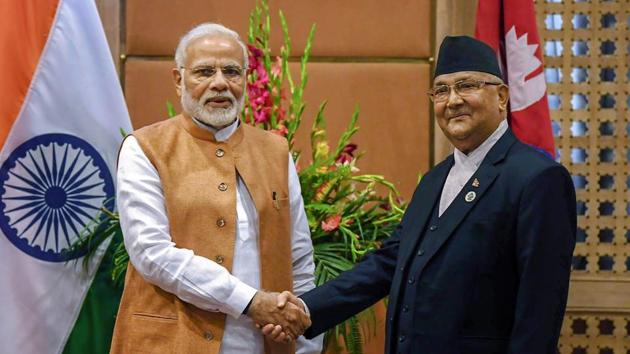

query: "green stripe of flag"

left=63, top=233, right=123, bottom=354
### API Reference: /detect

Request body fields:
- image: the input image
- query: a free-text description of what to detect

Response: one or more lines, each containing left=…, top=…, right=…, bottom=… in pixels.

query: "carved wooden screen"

left=535, top=0, right=630, bottom=352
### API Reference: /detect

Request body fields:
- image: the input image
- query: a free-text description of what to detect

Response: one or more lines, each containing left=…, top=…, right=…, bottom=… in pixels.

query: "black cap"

left=434, top=35, right=503, bottom=79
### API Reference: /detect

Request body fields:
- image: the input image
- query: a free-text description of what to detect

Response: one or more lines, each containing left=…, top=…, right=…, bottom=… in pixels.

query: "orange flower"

left=271, top=124, right=288, bottom=137
left=321, top=215, right=342, bottom=232
left=314, top=182, right=330, bottom=202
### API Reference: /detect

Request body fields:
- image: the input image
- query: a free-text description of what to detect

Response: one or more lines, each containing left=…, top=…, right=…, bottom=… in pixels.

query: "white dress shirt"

left=439, top=119, right=508, bottom=216
left=117, top=118, right=323, bottom=354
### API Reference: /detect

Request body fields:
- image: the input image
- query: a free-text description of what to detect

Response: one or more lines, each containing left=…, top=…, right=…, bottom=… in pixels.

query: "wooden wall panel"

left=290, top=62, right=431, bottom=198
left=125, top=0, right=431, bottom=58
left=95, top=0, right=121, bottom=72
left=124, top=59, right=176, bottom=127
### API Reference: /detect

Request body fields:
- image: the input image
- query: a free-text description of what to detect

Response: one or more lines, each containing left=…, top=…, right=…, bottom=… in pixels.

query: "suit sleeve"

left=300, top=218, right=402, bottom=339
left=508, top=165, right=577, bottom=353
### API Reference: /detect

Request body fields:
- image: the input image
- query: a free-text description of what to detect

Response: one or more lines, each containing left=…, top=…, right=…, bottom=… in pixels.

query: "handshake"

left=246, top=290, right=310, bottom=342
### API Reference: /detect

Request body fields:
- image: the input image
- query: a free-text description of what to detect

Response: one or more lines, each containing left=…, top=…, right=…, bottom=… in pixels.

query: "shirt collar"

left=192, top=117, right=240, bottom=142
left=453, top=119, right=508, bottom=169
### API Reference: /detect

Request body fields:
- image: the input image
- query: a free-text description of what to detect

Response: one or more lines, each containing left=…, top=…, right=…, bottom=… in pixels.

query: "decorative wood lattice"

left=559, top=314, right=630, bottom=353
left=536, top=0, right=630, bottom=352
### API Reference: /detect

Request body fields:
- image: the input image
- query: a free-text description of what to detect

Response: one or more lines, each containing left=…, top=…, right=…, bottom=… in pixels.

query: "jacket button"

left=398, top=334, right=406, bottom=342
left=204, top=331, right=214, bottom=341
left=218, top=183, right=228, bottom=191
left=417, top=249, right=425, bottom=256
left=215, top=255, right=224, bottom=264
left=408, top=276, right=415, bottom=284
left=215, top=149, right=225, bottom=157
left=429, top=225, right=437, bottom=231
left=402, top=305, right=409, bottom=313
left=216, top=218, right=226, bottom=228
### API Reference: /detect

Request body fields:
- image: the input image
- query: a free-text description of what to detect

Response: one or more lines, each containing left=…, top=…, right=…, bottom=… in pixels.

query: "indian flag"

left=0, top=1, right=131, bottom=353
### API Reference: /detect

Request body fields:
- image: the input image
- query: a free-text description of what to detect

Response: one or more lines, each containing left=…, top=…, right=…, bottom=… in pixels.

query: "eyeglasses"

left=427, top=79, right=503, bottom=102
left=180, top=64, right=245, bottom=83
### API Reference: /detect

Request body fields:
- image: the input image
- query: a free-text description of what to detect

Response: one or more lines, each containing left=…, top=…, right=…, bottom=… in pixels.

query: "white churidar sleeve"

left=116, top=136, right=257, bottom=319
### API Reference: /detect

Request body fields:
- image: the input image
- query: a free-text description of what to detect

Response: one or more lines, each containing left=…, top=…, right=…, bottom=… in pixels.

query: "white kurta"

left=116, top=118, right=323, bottom=354
left=439, top=119, right=509, bottom=216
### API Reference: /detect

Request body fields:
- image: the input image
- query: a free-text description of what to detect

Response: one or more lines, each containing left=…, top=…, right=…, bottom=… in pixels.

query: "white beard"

left=181, top=86, right=244, bottom=128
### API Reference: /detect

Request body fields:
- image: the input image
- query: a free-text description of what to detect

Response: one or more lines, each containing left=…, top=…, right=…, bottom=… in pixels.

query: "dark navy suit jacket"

left=301, top=130, right=576, bottom=354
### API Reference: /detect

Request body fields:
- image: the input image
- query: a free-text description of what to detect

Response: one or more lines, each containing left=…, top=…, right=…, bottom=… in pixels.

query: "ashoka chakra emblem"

left=0, top=134, right=114, bottom=262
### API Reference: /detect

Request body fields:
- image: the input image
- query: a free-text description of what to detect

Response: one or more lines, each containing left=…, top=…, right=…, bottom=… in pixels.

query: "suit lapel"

left=420, top=129, right=518, bottom=264
left=398, top=157, right=453, bottom=265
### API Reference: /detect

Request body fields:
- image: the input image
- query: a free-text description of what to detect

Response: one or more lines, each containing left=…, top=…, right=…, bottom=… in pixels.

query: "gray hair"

left=174, top=23, right=249, bottom=69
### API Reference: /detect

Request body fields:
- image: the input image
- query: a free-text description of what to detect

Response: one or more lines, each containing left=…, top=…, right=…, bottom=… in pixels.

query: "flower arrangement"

left=243, top=6, right=405, bottom=351
left=76, top=2, right=405, bottom=353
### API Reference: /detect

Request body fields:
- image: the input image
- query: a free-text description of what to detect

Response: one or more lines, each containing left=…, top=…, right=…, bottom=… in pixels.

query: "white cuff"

left=298, top=298, right=310, bottom=317
left=222, top=281, right=258, bottom=319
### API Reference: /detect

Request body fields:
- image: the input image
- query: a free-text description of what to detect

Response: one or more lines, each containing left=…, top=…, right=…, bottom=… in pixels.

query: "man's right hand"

left=260, top=291, right=308, bottom=342
left=246, top=291, right=310, bottom=340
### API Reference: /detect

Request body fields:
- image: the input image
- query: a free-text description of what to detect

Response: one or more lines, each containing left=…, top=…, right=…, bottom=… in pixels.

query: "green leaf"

left=332, top=105, right=360, bottom=159
left=166, top=101, right=177, bottom=118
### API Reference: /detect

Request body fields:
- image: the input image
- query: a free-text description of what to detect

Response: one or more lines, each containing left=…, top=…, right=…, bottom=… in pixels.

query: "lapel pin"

left=465, top=191, right=476, bottom=203
left=472, top=178, right=480, bottom=188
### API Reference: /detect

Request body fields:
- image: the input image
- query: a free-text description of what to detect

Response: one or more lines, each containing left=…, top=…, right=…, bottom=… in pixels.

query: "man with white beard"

left=110, top=23, right=322, bottom=354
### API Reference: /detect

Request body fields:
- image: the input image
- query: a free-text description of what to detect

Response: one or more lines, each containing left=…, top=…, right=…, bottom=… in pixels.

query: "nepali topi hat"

left=434, top=35, right=503, bottom=80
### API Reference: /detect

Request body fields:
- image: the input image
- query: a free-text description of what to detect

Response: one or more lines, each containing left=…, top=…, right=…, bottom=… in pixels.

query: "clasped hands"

left=246, top=290, right=308, bottom=342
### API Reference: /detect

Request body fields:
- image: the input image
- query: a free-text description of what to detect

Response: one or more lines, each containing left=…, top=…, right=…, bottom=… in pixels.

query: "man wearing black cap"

left=262, top=35, right=576, bottom=354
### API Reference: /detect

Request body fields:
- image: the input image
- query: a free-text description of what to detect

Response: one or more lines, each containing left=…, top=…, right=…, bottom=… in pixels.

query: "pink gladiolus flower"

left=253, top=94, right=267, bottom=107
left=276, top=106, right=286, bottom=121
left=247, top=48, right=262, bottom=75
left=253, top=108, right=270, bottom=124
left=248, top=44, right=263, bottom=58
left=247, top=44, right=263, bottom=69
left=245, top=44, right=289, bottom=128
left=248, top=85, right=265, bottom=99
left=321, top=215, right=342, bottom=232
left=336, top=155, right=352, bottom=164
left=271, top=125, right=288, bottom=137
left=271, top=57, right=282, bottom=77
left=255, top=67, right=269, bottom=84
left=336, top=143, right=358, bottom=164
left=343, top=143, right=357, bottom=155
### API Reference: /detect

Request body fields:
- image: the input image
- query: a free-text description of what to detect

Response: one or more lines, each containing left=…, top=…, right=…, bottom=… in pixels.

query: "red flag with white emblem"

left=475, top=0, right=555, bottom=158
